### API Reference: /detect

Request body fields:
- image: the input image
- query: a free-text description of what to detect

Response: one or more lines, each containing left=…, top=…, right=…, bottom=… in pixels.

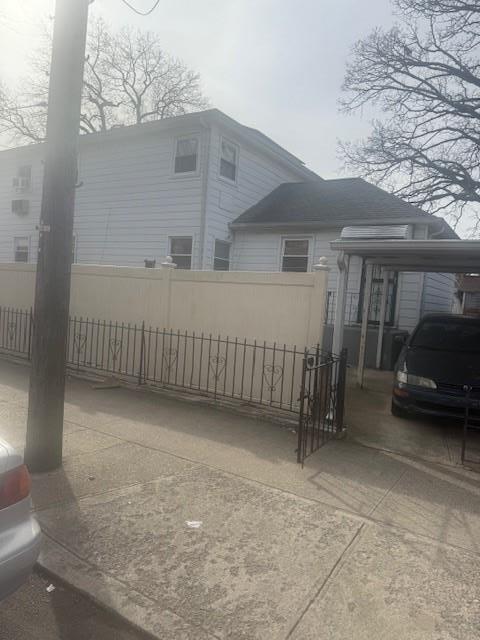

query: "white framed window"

left=214, top=240, right=230, bottom=271
left=281, top=238, right=311, bottom=272
left=169, top=236, right=193, bottom=269
left=14, top=236, right=29, bottom=263
left=11, top=199, right=29, bottom=215
left=12, top=165, right=31, bottom=189
left=219, top=138, right=238, bottom=182
left=173, top=137, right=199, bottom=174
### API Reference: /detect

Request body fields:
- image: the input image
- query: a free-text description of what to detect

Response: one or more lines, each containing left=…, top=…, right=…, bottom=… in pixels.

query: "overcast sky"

left=1, top=0, right=396, bottom=178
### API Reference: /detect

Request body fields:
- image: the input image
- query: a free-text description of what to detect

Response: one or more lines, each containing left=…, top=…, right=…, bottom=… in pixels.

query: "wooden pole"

left=24, top=0, right=90, bottom=472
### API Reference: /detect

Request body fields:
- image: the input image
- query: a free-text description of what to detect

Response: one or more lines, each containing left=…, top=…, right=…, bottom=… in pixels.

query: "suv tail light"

left=0, top=464, right=31, bottom=510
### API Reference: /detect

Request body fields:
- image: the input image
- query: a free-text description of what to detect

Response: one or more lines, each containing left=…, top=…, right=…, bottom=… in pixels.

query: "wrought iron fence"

left=325, top=291, right=360, bottom=325
left=67, top=318, right=306, bottom=413
left=0, top=307, right=33, bottom=359
left=297, top=347, right=347, bottom=464
left=0, top=306, right=348, bottom=460
left=0, top=307, right=309, bottom=414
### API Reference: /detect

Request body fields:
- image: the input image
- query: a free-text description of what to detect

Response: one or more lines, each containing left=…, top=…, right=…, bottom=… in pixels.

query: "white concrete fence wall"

left=0, top=263, right=328, bottom=349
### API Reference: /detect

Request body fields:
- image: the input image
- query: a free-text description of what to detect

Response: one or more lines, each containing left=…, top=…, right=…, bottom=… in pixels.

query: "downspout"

left=199, top=118, right=212, bottom=269
left=416, top=224, right=428, bottom=322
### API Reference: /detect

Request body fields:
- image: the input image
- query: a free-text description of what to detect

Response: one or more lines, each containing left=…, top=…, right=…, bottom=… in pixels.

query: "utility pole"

left=24, top=0, right=90, bottom=472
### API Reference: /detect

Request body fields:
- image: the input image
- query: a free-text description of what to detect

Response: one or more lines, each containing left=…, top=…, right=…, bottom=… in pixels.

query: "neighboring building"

left=0, top=109, right=317, bottom=270
left=230, top=179, right=457, bottom=335
left=0, top=109, right=457, bottom=361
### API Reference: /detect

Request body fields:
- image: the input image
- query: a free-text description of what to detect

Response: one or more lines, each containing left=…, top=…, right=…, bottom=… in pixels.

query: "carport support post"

left=357, top=262, right=373, bottom=388
left=332, top=253, right=350, bottom=356
left=375, top=269, right=390, bottom=370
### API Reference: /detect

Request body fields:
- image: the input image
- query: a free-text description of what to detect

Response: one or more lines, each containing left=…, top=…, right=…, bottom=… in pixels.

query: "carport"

left=329, top=238, right=480, bottom=467
left=329, top=238, right=480, bottom=386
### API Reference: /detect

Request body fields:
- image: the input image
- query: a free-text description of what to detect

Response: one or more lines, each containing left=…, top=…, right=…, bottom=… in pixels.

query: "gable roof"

left=0, top=108, right=319, bottom=180
left=231, top=178, right=457, bottom=237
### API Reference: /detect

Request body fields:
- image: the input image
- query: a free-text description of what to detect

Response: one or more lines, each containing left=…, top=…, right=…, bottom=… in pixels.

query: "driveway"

left=0, top=359, right=479, bottom=639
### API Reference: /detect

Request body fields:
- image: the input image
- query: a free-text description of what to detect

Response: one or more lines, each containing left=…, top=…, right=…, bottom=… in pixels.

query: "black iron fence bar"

left=297, top=352, right=309, bottom=464
left=336, top=349, right=348, bottom=432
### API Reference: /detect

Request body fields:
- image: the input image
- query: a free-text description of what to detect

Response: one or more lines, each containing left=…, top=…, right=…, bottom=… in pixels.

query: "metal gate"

left=297, top=347, right=347, bottom=464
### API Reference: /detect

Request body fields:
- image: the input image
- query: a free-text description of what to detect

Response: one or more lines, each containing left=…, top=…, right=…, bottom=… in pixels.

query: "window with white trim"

left=169, top=237, right=193, bottom=269
left=281, top=239, right=310, bottom=272
left=214, top=240, right=230, bottom=271
left=12, top=165, right=31, bottom=189
left=14, top=237, right=29, bottom=263
left=220, top=139, right=238, bottom=182
left=174, top=137, right=198, bottom=174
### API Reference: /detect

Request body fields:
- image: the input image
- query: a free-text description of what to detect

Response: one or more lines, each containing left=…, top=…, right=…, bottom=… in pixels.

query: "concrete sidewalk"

left=0, top=359, right=479, bottom=639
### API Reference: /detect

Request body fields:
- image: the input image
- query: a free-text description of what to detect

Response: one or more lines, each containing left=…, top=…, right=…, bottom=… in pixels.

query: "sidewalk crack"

left=367, top=467, right=408, bottom=518
left=285, top=522, right=366, bottom=639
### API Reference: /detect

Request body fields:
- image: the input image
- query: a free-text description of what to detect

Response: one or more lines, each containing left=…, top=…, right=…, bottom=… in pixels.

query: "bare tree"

left=80, top=18, right=121, bottom=134
left=0, top=17, right=208, bottom=146
left=105, top=26, right=208, bottom=124
left=340, top=0, right=480, bottom=229
left=0, top=82, right=46, bottom=143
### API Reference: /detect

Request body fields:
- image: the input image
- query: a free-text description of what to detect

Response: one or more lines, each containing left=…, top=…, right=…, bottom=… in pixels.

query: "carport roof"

left=330, top=239, right=480, bottom=273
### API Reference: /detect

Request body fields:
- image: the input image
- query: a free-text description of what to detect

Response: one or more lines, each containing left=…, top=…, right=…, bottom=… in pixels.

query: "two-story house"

left=0, top=109, right=317, bottom=270
left=0, top=108, right=457, bottom=365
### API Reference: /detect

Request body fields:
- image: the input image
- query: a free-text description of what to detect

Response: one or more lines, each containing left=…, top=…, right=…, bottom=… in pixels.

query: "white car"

left=0, top=438, right=42, bottom=601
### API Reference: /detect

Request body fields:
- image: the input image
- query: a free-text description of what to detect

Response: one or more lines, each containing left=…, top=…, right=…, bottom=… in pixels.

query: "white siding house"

left=0, top=108, right=457, bottom=358
left=229, top=179, right=457, bottom=338
left=0, top=109, right=315, bottom=270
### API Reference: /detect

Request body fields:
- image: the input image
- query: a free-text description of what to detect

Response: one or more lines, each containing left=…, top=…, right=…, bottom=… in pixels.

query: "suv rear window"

left=411, top=318, right=480, bottom=353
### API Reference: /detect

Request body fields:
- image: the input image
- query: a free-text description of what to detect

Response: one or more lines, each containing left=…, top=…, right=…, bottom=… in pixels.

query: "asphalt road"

left=0, top=569, right=154, bottom=640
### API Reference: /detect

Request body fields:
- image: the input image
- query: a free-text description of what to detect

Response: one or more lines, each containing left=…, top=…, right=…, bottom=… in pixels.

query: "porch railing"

left=325, top=288, right=396, bottom=326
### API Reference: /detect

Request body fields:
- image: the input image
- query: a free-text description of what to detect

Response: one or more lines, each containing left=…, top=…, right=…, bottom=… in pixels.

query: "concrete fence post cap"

left=161, top=255, right=177, bottom=269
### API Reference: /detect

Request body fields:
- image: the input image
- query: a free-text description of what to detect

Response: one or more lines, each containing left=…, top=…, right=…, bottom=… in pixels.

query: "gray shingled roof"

left=231, top=179, right=455, bottom=236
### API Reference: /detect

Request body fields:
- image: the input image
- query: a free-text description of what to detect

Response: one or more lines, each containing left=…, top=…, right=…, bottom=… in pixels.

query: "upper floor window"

left=220, top=139, right=238, bottom=182
left=12, top=165, right=31, bottom=189
left=14, top=237, right=29, bottom=263
left=169, top=236, right=192, bottom=269
left=281, top=239, right=310, bottom=272
left=214, top=240, right=230, bottom=271
left=174, top=137, right=198, bottom=174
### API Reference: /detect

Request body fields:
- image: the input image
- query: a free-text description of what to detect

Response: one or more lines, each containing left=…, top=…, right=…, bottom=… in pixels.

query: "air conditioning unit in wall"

left=11, top=199, right=30, bottom=216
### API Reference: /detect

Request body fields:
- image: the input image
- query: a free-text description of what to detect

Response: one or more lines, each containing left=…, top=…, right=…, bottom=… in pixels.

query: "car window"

left=411, top=319, right=480, bottom=353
